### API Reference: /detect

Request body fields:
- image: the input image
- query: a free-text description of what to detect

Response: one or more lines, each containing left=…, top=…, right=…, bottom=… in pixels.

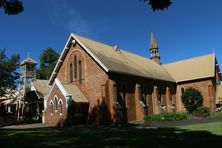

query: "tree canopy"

left=36, top=48, right=59, bottom=80
left=0, top=49, right=20, bottom=96
left=0, top=0, right=23, bottom=15
left=144, top=0, right=172, bottom=11
left=181, top=87, right=203, bottom=113
left=0, top=0, right=172, bottom=15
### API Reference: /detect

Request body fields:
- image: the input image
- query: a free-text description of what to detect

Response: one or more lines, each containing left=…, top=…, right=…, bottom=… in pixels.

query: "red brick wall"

left=55, top=43, right=109, bottom=120
left=177, top=78, right=216, bottom=112
left=45, top=84, right=67, bottom=126
left=108, top=74, right=176, bottom=121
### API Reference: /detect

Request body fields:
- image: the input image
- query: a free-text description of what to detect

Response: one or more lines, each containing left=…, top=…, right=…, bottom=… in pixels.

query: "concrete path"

left=0, top=123, right=51, bottom=129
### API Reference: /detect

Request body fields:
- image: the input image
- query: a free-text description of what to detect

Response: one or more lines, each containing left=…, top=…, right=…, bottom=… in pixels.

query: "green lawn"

left=1, top=122, right=222, bottom=148
left=178, top=121, right=222, bottom=135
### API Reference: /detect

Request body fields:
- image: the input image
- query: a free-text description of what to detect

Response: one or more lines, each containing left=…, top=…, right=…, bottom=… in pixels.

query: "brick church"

left=43, top=33, right=222, bottom=126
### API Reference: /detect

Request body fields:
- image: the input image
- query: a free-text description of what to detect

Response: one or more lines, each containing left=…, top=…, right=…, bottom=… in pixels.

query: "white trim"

left=55, top=79, right=68, bottom=97
left=55, top=78, right=71, bottom=108
left=59, top=99, right=63, bottom=115
left=54, top=95, right=58, bottom=100
left=46, top=81, right=56, bottom=100
left=48, top=35, right=73, bottom=85
left=44, top=99, right=47, bottom=109
left=54, top=95, right=58, bottom=112
left=44, top=81, right=56, bottom=110
left=50, top=99, right=54, bottom=105
left=49, top=100, right=54, bottom=115
left=44, top=94, right=49, bottom=110
left=48, top=78, right=70, bottom=109
left=58, top=99, right=63, bottom=104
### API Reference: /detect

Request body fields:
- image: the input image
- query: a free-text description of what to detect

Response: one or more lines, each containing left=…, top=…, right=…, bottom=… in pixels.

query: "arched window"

left=74, top=55, right=77, bottom=79
left=50, top=101, right=53, bottom=115
left=59, top=100, right=63, bottom=114
left=70, top=63, right=73, bottom=82
left=54, top=96, right=58, bottom=111
left=79, top=60, right=82, bottom=84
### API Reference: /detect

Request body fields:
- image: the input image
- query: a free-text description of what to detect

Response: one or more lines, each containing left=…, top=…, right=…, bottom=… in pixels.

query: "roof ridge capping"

left=72, top=34, right=154, bottom=60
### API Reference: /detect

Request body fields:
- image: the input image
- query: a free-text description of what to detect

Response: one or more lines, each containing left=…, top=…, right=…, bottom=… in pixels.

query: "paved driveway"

left=0, top=123, right=51, bottom=129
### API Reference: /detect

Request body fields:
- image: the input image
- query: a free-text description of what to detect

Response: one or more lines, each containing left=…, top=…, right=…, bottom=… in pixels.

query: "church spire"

left=150, top=32, right=161, bottom=64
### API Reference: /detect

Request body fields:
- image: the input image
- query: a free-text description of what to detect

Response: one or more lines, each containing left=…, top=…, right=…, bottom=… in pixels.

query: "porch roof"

left=63, top=84, right=88, bottom=103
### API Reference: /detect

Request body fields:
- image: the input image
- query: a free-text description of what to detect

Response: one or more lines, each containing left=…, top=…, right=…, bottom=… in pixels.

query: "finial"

left=113, top=45, right=120, bottom=52
left=28, top=52, right=30, bottom=58
left=150, top=32, right=158, bottom=49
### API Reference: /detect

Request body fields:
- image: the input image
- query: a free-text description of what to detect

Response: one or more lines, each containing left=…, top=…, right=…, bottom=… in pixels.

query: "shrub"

left=181, top=87, right=203, bottom=113
left=144, top=112, right=188, bottom=122
left=193, top=107, right=210, bottom=118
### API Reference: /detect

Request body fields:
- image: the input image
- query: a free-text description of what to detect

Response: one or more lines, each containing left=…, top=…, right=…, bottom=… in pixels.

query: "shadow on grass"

left=0, top=126, right=222, bottom=148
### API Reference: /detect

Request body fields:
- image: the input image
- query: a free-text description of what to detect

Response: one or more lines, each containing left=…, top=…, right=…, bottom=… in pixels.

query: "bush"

left=181, top=87, right=203, bottom=113
left=193, top=107, right=210, bottom=118
left=144, top=112, right=188, bottom=122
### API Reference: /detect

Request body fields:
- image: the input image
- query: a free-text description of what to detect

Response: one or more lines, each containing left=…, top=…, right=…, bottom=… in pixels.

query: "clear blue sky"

left=1, top=0, right=222, bottom=70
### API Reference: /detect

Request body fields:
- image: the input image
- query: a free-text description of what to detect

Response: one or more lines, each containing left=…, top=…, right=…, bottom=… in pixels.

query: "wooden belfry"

left=17, top=53, right=37, bottom=120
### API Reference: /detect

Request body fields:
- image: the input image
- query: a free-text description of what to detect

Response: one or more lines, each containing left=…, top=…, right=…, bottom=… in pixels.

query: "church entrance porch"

left=68, top=103, right=89, bottom=125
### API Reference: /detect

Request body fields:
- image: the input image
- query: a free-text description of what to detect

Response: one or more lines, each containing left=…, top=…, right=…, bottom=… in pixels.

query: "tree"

left=0, top=0, right=23, bottom=15
left=181, top=87, right=203, bottom=114
left=0, top=49, right=20, bottom=96
left=0, top=0, right=172, bottom=15
left=143, top=0, right=172, bottom=11
left=36, top=48, right=59, bottom=80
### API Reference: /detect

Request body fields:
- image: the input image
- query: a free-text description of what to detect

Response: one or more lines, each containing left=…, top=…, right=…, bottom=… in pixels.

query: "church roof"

left=48, top=34, right=175, bottom=84
left=31, top=79, right=51, bottom=98
left=49, top=34, right=221, bottom=85
left=163, top=54, right=217, bottom=83
left=21, top=57, right=37, bottom=66
left=75, top=34, right=175, bottom=81
left=63, top=84, right=88, bottom=103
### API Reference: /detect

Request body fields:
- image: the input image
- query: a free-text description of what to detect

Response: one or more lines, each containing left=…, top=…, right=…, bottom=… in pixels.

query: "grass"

left=178, top=122, right=222, bottom=136
left=1, top=122, right=222, bottom=148
left=210, top=112, right=222, bottom=118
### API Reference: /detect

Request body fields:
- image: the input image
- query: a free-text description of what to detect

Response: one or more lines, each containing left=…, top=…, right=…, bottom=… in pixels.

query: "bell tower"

left=17, top=53, right=37, bottom=120
left=20, top=53, right=37, bottom=89
left=150, top=32, right=161, bottom=64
